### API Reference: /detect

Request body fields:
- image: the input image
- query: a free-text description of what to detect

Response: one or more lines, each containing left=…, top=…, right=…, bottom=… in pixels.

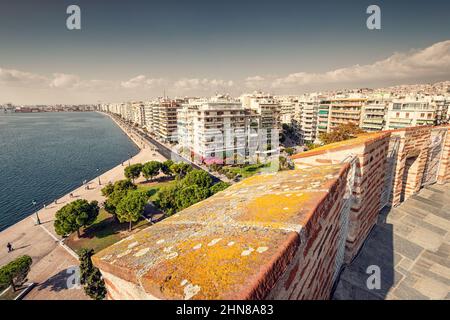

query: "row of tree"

left=124, top=160, right=193, bottom=182
left=154, top=169, right=230, bottom=215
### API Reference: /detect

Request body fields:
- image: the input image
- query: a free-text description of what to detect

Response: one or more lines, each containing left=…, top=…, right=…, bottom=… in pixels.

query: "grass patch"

left=226, top=163, right=272, bottom=178
left=64, top=208, right=150, bottom=254
left=137, top=180, right=176, bottom=201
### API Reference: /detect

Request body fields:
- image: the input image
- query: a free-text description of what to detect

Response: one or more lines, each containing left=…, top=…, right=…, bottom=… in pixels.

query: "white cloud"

left=174, top=78, right=234, bottom=91
left=244, top=75, right=266, bottom=88
left=50, top=73, right=80, bottom=88
left=0, top=67, right=47, bottom=86
left=1, top=40, right=449, bottom=104
left=272, top=40, right=450, bottom=89
left=121, top=75, right=166, bottom=89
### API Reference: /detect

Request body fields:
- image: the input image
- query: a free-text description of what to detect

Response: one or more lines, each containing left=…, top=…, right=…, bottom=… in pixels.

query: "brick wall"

left=94, top=125, right=450, bottom=300
left=267, top=164, right=350, bottom=299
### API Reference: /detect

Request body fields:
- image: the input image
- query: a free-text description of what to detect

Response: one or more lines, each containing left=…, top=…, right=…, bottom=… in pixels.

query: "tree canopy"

left=124, top=163, right=143, bottom=182
left=176, top=185, right=210, bottom=211
left=116, top=190, right=148, bottom=231
left=210, top=182, right=230, bottom=195
left=319, top=123, right=364, bottom=145
left=100, top=182, right=114, bottom=197
left=0, top=255, right=32, bottom=291
left=170, top=162, right=192, bottom=179
left=79, top=248, right=106, bottom=300
left=142, top=161, right=161, bottom=181
left=103, top=179, right=137, bottom=215
left=161, top=160, right=174, bottom=176
left=154, top=184, right=180, bottom=216
left=54, top=199, right=99, bottom=237
left=182, top=169, right=213, bottom=189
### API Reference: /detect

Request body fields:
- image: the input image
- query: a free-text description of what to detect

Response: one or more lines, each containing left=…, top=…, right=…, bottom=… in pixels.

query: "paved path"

left=334, top=183, right=450, bottom=300
left=0, top=114, right=166, bottom=300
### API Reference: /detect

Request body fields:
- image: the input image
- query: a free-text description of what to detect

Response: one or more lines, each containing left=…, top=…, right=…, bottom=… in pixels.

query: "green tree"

left=116, top=190, right=148, bottom=231
left=176, top=185, right=210, bottom=211
left=182, top=169, right=213, bottom=189
left=170, top=162, right=192, bottom=179
left=54, top=200, right=99, bottom=237
left=79, top=248, right=106, bottom=300
left=124, top=163, right=143, bottom=182
left=210, top=182, right=230, bottom=195
left=154, top=184, right=180, bottom=215
left=161, top=160, right=174, bottom=176
left=284, top=147, right=295, bottom=156
left=142, top=161, right=162, bottom=181
left=305, top=142, right=321, bottom=150
left=103, top=180, right=136, bottom=216
left=0, top=255, right=32, bottom=291
left=101, top=182, right=114, bottom=197
left=319, top=123, right=364, bottom=145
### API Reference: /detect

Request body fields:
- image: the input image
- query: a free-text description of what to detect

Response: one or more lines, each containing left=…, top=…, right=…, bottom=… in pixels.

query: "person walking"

left=7, top=242, right=13, bottom=253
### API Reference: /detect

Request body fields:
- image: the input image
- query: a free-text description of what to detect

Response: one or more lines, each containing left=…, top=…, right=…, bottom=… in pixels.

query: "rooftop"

left=334, top=183, right=450, bottom=300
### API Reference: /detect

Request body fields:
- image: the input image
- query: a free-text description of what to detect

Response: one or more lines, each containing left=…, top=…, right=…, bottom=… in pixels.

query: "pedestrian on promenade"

left=7, top=242, right=13, bottom=252
left=54, top=199, right=57, bottom=204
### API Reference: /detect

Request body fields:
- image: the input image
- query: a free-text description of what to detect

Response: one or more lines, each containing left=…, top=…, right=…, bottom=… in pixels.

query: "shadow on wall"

left=333, top=207, right=394, bottom=299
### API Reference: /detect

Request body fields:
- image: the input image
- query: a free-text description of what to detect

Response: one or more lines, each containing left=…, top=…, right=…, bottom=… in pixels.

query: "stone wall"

left=93, top=125, right=450, bottom=300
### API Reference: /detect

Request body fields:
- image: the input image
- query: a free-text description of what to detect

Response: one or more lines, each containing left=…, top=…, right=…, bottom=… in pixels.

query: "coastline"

left=0, top=112, right=166, bottom=300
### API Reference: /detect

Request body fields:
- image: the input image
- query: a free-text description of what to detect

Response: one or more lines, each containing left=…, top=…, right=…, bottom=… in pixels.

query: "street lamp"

left=96, top=167, right=101, bottom=185
left=127, top=153, right=131, bottom=166
left=32, top=200, right=40, bottom=225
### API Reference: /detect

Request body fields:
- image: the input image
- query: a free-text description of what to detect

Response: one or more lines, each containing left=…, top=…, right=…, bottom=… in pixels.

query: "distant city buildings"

left=98, top=81, right=450, bottom=161
left=0, top=104, right=96, bottom=113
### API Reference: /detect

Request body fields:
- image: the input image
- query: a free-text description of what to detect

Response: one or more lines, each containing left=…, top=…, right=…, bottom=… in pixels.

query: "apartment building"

left=153, top=99, right=181, bottom=143
left=178, top=97, right=249, bottom=164
left=360, top=95, right=391, bottom=132
left=297, top=98, right=318, bottom=143
left=316, top=100, right=331, bottom=139
left=431, top=96, right=449, bottom=125
left=130, top=102, right=146, bottom=127
left=279, top=99, right=296, bottom=125
left=328, top=97, right=367, bottom=131
left=178, top=96, right=279, bottom=165
left=386, top=99, right=436, bottom=130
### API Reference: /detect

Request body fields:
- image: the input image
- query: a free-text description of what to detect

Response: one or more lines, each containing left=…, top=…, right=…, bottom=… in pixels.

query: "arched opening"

left=400, top=155, right=418, bottom=203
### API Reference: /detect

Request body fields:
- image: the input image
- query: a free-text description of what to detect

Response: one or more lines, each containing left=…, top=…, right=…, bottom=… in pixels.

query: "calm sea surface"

left=0, top=112, right=139, bottom=231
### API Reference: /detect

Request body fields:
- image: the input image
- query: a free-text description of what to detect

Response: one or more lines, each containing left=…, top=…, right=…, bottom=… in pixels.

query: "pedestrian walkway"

left=333, top=183, right=450, bottom=300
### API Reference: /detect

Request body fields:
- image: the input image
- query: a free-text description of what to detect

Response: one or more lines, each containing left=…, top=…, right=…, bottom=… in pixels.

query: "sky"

left=0, top=0, right=449, bottom=104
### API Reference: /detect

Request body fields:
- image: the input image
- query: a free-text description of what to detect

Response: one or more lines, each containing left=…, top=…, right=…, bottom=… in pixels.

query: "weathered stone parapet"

left=93, top=125, right=450, bottom=300
left=93, top=164, right=350, bottom=299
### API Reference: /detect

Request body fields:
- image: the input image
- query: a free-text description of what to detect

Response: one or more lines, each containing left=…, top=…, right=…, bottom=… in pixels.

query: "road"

left=106, top=113, right=224, bottom=183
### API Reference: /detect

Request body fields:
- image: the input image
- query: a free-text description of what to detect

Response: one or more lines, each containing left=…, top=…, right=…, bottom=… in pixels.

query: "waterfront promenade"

left=0, top=113, right=165, bottom=299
